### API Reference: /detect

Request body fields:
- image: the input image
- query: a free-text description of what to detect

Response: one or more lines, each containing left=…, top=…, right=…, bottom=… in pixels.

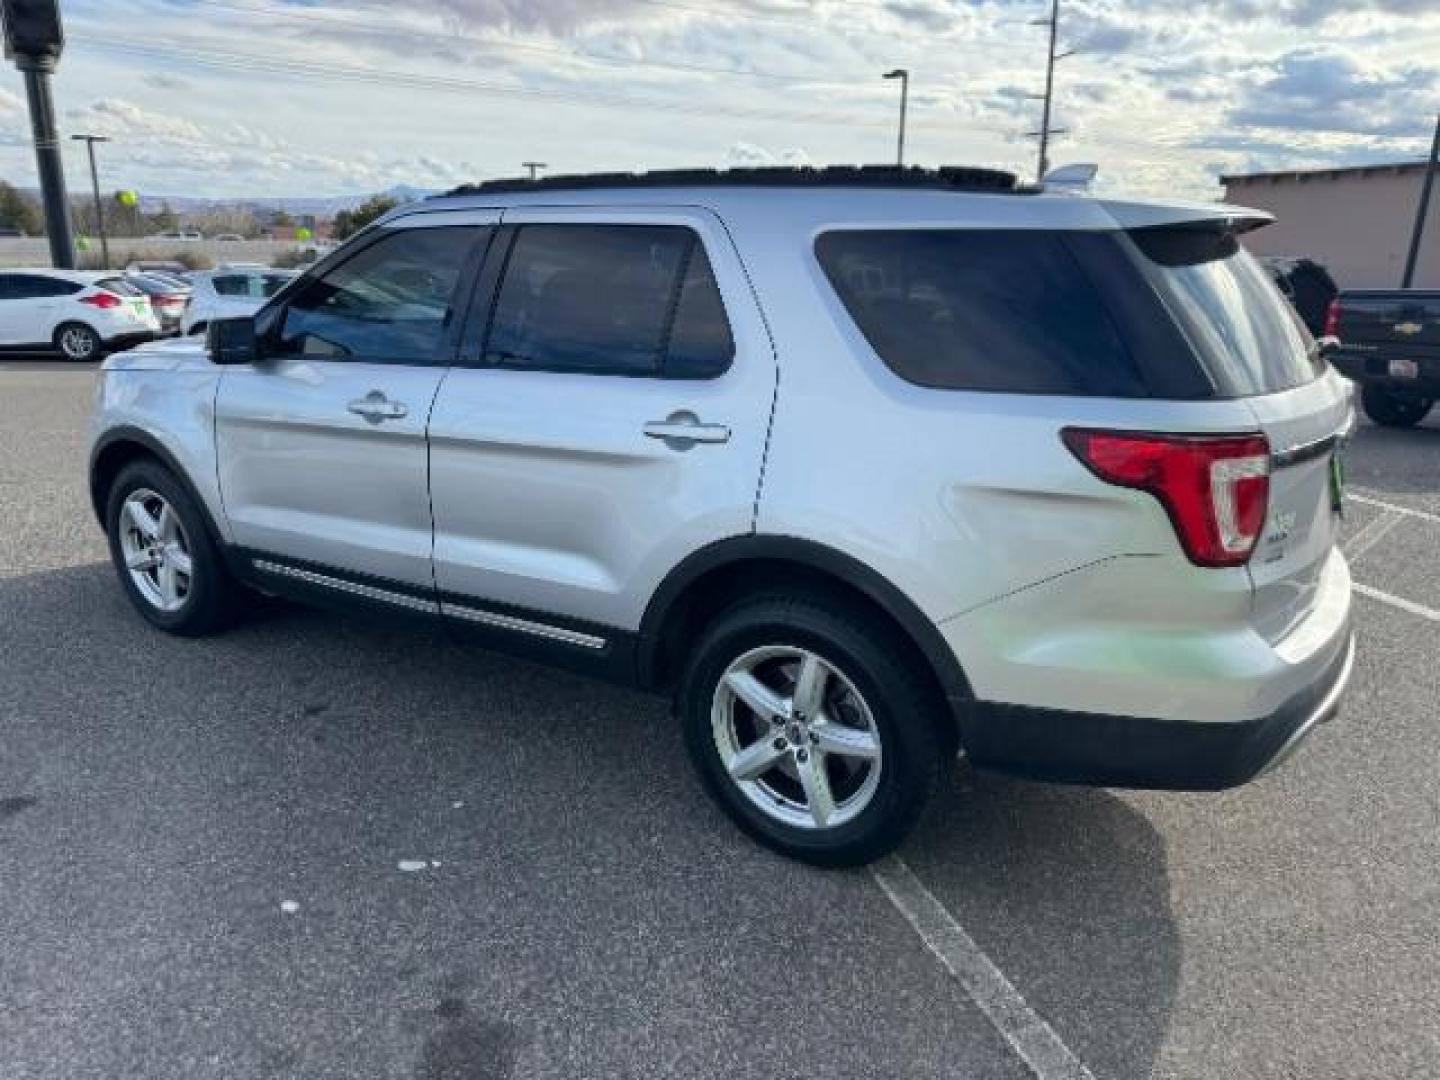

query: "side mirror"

left=1316, top=334, right=1341, bottom=357
left=208, top=317, right=260, bottom=366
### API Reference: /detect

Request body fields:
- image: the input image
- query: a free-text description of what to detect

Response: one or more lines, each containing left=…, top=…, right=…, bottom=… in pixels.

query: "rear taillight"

left=1323, top=298, right=1341, bottom=338
left=79, top=291, right=122, bottom=309
left=1063, top=429, right=1271, bottom=568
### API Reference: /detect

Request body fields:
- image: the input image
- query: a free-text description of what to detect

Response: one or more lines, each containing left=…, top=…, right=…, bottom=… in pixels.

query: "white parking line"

left=1353, top=583, right=1440, bottom=623
left=1349, top=492, right=1440, bottom=527
left=871, top=856, right=1097, bottom=1080
left=1343, top=509, right=1405, bottom=559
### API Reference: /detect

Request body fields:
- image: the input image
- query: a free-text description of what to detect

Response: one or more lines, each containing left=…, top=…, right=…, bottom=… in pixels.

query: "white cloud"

left=0, top=0, right=1431, bottom=200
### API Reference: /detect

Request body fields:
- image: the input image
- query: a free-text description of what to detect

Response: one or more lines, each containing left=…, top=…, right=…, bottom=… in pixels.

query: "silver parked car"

left=88, top=166, right=1356, bottom=866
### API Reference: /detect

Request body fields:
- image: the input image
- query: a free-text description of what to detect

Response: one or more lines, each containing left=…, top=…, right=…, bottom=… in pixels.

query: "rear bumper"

left=1332, top=350, right=1440, bottom=396
left=956, top=628, right=1355, bottom=790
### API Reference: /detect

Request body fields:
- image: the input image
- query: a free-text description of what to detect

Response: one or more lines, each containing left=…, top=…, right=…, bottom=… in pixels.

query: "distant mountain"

left=130, top=183, right=439, bottom=217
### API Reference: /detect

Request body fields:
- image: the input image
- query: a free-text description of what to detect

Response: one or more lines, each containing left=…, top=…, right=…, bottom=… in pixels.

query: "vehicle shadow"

left=901, top=769, right=1180, bottom=1080
left=1, top=561, right=1045, bottom=1079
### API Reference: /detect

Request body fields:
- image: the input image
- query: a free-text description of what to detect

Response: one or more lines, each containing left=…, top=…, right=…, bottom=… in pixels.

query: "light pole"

left=3, top=0, right=76, bottom=268
left=522, top=161, right=547, bottom=182
left=883, top=69, right=909, bottom=167
left=1401, top=112, right=1439, bottom=289
left=71, top=134, right=110, bottom=269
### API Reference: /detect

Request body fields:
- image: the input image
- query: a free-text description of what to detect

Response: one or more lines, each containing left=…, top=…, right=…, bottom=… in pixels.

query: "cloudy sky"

left=0, top=0, right=1436, bottom=200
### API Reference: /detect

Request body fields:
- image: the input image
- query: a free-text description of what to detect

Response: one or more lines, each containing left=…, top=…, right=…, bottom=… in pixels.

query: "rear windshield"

left=1127, top=226, right=1319, bottom=396
left=97, top=277, right=143, bottom=297
left=815, top=230, right=1147, bottom=396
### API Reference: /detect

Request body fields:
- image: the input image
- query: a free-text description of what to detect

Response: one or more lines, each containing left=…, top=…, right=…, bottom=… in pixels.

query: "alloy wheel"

left=118, top=488, right=194, bottom=612
left=711, top=645, right=883, bottom=830
left=59, top=326, right=98, bottom=360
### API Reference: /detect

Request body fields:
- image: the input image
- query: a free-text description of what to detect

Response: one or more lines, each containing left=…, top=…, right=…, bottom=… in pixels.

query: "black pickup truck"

left=1328, top=290, right=1440, bottom=427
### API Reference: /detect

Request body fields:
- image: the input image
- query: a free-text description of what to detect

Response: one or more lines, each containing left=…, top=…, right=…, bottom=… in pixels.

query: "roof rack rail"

left=440, top=164, right=1024, bottom=198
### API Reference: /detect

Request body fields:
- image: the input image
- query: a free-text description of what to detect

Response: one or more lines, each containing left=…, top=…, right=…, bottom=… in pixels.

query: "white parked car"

left=0, top=269, right=159, bottom=360
left=181, top=268, right=297, bottom=335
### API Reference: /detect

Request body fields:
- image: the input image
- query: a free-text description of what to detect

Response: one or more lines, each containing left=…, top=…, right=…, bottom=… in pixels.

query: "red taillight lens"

left=1062, top=429, right=1271, bottom=568
left=1323, top=298, right=1341, bottom=338
left=79, top=291, right=122, bottom=309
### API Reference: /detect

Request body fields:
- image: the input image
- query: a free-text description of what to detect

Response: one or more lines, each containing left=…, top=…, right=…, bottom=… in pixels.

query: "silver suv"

left=89, top=166, right=1356, bottom=866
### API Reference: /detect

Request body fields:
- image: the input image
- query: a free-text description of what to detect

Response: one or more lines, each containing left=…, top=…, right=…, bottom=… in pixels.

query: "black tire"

left=104, top=458, right=244, bottom=636
left=1361, top=384, right=1433, bottom=428
left=53, top=322, right=102, bottom=362
left=677, top=592, right=949, bottom=867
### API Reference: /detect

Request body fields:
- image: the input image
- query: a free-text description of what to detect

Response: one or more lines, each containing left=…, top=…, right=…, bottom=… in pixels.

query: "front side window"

left=274, top=226, right=485, bottom=363
left=483, top=224, right=733, bottom=378
left=816, top=229, right=1146, bottom=396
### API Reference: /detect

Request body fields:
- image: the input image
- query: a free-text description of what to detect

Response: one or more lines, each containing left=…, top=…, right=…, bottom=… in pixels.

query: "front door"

left=427, top=208, right=778, bottom=647
left=215, top=214, right=496, bottom=594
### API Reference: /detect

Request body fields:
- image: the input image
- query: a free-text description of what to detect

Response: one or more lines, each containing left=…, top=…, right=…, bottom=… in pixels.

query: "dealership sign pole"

left=1, top=0, right=75, bottom=269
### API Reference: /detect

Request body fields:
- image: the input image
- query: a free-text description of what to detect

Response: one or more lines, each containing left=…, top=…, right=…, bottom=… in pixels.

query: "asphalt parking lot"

left=3, top=360, right=1438, bottom=1080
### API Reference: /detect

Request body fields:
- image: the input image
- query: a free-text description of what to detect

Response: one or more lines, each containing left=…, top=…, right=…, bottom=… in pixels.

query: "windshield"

left=1128, top=225, right=1319, bottom=397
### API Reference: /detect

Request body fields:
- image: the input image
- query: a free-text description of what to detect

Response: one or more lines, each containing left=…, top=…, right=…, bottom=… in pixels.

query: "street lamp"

left=71, top=133, right=110, bottom=269
left=522, top=161, right=547, bottom=182
left=883, top=69, right=909, bottom=167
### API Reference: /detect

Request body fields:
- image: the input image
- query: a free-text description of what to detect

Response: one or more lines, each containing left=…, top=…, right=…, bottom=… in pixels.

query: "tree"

left=148, top=202, right=178, bottom=233
left=331, top=194, right=399, bottom=241
left=0, top=182, right=44, bottom=235
left=271, top=209, right=294, bottom=229
left=109, top=191, right=145, bottom=237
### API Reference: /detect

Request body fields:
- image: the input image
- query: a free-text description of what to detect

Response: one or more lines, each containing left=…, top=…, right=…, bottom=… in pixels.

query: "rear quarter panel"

left=730, top=200, right=1266, bottom=626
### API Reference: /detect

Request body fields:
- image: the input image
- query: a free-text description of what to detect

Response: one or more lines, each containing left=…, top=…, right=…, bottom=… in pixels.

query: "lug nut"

left=796, top=749, right=809, bottom=763
left=773, top=737, right=787, bottom=752
left=809, top=731, right=820, bottom=745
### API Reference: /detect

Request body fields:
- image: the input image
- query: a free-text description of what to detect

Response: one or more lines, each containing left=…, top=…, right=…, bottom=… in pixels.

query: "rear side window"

left=212, top=274, right=250, bottom=297
left=13, top=275, right=82, bottom=298
left=816, top=230, right=1146, bottom=396
left=1128, top=227, right=1318, bottom=396
left=483, top=224, right=733, bottom=378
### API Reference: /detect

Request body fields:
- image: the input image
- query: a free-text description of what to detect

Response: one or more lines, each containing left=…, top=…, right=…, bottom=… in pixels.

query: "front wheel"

left=1362, top=384, right=1433, bottom=428
left=105, top=459, right=244, bottom=636
left=677, top=593, right=948, bottom=867
left=54, top=322, right=102, bottom=362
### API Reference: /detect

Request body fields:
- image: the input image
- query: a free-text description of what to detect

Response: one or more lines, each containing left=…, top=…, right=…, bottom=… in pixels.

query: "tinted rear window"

left=97, top=277, right=142, bottom=297
left=1128, top=226, right=1319, bottom=396
left=815, top=230, right=1146, bottom=396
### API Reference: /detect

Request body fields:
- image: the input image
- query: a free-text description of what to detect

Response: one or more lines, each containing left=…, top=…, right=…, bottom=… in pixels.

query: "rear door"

left=1129, top=224, right=1351, bottom=643
left=215, top=215, right=495, bottom=592
left=427, top=207, right=777, bottom=644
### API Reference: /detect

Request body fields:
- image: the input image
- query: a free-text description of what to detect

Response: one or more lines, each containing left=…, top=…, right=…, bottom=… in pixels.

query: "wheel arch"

left=637, top=535, right=972, bottom=734
left=89, top=428, right=225, bottom=551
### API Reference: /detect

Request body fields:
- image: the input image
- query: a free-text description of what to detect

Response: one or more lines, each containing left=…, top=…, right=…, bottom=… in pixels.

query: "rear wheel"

left=1362, top=384, right=1433, bottom=428
left=105, top=459, right=244, bottom=636
left=54, top=322, right=101, bottom=362
left=677, top=593, right=948, bottom=867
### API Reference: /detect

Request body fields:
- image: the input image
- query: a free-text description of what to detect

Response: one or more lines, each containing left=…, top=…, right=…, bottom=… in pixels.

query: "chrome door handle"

left=347, top=391, right=408, bottom=423
left=644, top=411, right=731, bottom=448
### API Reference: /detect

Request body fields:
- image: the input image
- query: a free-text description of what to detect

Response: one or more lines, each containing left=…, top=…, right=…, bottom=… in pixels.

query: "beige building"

left=1221, top=161, right=1439, bottom=289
